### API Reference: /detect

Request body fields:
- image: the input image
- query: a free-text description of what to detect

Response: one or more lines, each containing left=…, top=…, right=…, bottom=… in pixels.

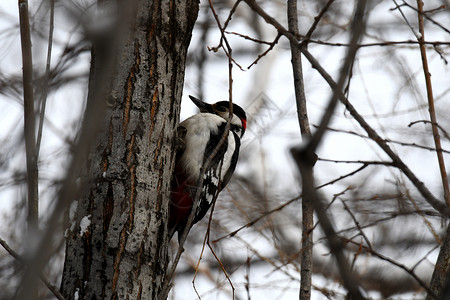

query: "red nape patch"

left=241, top=118, right=247, bottom=130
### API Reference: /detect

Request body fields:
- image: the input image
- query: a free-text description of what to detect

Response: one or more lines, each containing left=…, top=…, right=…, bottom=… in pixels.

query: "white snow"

left=79, top=215, right=91, bottom=236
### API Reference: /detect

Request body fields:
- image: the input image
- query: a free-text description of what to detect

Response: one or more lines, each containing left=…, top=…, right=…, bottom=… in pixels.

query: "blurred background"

left=1, top=0, right=450, bottom=299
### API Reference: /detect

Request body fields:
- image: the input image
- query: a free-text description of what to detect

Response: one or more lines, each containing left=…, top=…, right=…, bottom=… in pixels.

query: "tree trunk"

left=427, top=223, right=450, bottom=300
left=60, top=1, right=198, bottom=299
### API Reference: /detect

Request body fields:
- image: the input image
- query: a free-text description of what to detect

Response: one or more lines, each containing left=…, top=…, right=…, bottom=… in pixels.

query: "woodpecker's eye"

left=217, top=106, right=227, bottom=112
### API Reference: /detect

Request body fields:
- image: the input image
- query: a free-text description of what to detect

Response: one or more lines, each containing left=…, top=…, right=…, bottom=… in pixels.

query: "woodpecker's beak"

left=189, top=95, right=213, bottom=113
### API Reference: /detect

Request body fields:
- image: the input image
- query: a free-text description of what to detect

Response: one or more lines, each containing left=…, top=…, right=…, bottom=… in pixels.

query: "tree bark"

left=286, top=1, right=314, bottom=299
left=60, top=1, right=198, bottom=299
left=427, top=223, right=450, bottom=300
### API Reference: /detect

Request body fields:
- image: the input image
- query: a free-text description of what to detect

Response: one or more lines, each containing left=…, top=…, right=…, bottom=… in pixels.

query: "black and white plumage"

left=169, top=96, right=247, bottom=242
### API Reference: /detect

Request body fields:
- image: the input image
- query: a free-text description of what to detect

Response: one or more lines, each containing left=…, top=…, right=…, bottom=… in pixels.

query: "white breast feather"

left=179, top=113, right=225, bottom=180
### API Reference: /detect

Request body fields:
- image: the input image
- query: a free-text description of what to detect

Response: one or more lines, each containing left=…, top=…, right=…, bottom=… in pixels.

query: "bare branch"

left=347, top=239, right=438, bottom=299
left=247, top=33, right=281, bottom=69
left=213, top=163, right=370, bottom=244
left=400, top=1, right=450, bottom=35
left=302, top=0, right=336, bottom=45
left=291, top=1, right=368, bottom=298
left=19, top=0, right=38, bottom=227
left=36, top=0, right=55, bottom=158
left=18, top=0, right=39, bottom=298
left=308, top=39, right=450, bottom=47
left=0, top=238, right=65, bottom=300
left=319, top=125, right=450, bottom=154
left=301, top=46, right=450, bottom=216
left=408, top=120, right=450, bottom=141
left=286, top=0, right=314, bottom=298
left=415, top=0, right=450, bottom=206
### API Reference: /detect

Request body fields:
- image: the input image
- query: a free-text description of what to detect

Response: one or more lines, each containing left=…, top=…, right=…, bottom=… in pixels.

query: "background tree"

left=2, top=0, right=199, bottom=299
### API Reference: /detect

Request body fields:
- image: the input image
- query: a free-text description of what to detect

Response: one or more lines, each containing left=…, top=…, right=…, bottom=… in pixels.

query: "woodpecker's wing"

left=167, top=125, right=188, bottom=240
left=217, top=130, right=240, bottom=189
left=194, top=122, right=241, bottom=224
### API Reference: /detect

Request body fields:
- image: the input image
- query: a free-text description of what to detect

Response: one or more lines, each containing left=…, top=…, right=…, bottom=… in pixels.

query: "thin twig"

left=244, top=0, right=450, bottom=218
left=346, top=238, right=439, bottom=299
left=340, top=199, right=373, bottom=249
left=306, top=39, right=450, bottom=47
left=192, top=199, right=216, bottom=299
left=393, top=0, right=450, bottom=206
left=401, top=1, right=450, bottom=35
left=318, top=157, right=395, bottom=166
left=318, top=125, right=450, bottom=154
left=304, top=45, right=450, bottom=216
left=247, top=33, right=281, bottom=69
left=411, top=244, right=440, bottom=272
left=0, top=238, right=65, bottom=300
left=335, top=206, right=439, bottom=298
left=245, top=255, right=251, bottom=300
left=404, top=189, right=441, bottom=245
left=225, top=30, right=274, bottom=45
left=308, top=187, right=353, bottom=244
left=207, top=237, right=235, bottom=298
left=205, top=1, right=236, bottom=297
left=415, top=0, right=450, bottom=206
left=193, top=156, right=235, bottom=299
left=213, top=163, right=370, bottom=244
left=222, top=0, right=242, bottom=30
left=408, top=120, right=450, bottom=141
left=392, top=0, right=422, bottom=39
left=36, top=0, right=55, bottom=157
left=207, top=2, right=245, bottom=71
left=302, top=0, right=336, bottom=45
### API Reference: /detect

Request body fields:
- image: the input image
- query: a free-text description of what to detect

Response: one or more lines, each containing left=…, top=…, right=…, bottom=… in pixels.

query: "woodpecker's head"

left=189, top=95, right=247, bottom=137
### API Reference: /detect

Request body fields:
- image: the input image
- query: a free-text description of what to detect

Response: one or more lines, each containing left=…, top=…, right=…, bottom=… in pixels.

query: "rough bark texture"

left=427, top=223, right=450, bottom=300
left=60, top=1, right=198, bottom=299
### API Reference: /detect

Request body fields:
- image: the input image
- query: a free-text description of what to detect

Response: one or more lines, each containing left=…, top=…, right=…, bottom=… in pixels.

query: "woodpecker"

left=169, top=95, right=247, bottom=242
